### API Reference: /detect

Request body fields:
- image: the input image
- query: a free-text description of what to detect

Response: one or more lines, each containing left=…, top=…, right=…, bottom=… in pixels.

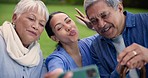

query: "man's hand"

left=117, top=43, right=148, bottom=69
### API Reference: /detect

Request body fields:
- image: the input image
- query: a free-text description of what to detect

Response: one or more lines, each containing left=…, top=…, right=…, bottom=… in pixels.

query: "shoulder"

left=133, top=13, right=148, bottom=29
left=45, top=48, right=68, bottom=66
left=81, top=34, right=99, bottom=42
left=126, top=11, right=148, bottom=22
left=45, top=50, right=68, bottom=72
left=135, top=12, right=148, bottom=17
left=0, top=35, right=6, bottom=63
left=79, top=34, right=99, bottom=46
left=136, top=13, right=148, bottom=25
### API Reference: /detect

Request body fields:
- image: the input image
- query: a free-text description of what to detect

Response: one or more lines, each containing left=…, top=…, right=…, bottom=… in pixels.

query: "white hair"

left=14, top=0, right=49, bottom=22
left=84, top=0, right=97, bottom=11
left=84, top=0, right=121, bottom=11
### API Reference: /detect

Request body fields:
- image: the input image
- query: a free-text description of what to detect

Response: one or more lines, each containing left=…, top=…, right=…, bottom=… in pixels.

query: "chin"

left=103, top=35, right=114, bottom=39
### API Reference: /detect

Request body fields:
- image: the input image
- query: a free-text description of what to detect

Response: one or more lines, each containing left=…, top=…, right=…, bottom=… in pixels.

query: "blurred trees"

left=65, top=0, right=83, bottom=5
left=0, top=0, right=147, bottom=9
left=123, top=0, right=148, bottom=9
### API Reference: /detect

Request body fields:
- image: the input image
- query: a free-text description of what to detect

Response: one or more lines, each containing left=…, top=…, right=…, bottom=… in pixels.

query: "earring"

left=12, top=22, right=16, bottom=29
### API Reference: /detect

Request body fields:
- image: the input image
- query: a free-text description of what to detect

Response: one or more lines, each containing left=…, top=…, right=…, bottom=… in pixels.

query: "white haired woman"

left=0, top=0, right=49, bottom=78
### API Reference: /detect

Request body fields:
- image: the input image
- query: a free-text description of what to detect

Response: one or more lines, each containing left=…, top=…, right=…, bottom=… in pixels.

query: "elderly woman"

left=0, top=0, right=49, bottom=78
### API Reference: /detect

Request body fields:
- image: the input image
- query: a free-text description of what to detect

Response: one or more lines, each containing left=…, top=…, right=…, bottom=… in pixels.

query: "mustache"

left=100, top=23, right=114, bottom=33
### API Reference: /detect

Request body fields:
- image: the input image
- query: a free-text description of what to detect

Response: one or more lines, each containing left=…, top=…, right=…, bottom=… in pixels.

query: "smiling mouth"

left=101, top=25, right=112, bottom=33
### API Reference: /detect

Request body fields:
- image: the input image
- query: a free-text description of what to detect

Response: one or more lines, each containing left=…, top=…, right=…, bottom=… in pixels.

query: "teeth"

left=101, top=26, right=111, bottom=33
left=104, top=27, right=110, bottom=32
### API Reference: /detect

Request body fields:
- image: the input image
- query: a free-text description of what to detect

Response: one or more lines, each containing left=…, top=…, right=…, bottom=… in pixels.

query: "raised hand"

left=75, top=8, right=94, bottom=30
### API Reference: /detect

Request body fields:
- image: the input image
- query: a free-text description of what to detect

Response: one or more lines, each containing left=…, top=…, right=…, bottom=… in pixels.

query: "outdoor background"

left=0, top=0, right=148, bottom=58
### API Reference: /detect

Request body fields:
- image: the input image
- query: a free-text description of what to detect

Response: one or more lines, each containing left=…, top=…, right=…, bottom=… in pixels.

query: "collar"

left=124, top=11, right=136, bottom=28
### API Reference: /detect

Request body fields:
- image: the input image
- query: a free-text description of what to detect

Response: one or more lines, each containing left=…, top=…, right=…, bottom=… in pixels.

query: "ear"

left=12, top=14, right=17, bottom=24
left=118, top=3, right=124, bottom=12
left=51, top=35, right=59, bottom=42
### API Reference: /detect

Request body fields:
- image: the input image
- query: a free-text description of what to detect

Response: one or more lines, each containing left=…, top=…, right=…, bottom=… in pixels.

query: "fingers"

left=117, top=43, right=138, bottom=63
left=44, top=72, right=54, bottom=78
left=75, top=14, right=86, bottom=23
left=126, top=54, right=145, bottom=69
left=63, top=71, right=73, bottom=78
left=117, top=43, right=148, bottom=69
left=75, top=8, right=85, bottom=18
left=75, top=8, right=89, bottom=23
left=119, top=50, right=138, bottom=65
left=116, top=63, right=129, bottom=77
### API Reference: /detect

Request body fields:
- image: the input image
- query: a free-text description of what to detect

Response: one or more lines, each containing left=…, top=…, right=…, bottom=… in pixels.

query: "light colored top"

left=0, top=22, right=47, bottom=78
left=0, top=35, right=47, bottom=78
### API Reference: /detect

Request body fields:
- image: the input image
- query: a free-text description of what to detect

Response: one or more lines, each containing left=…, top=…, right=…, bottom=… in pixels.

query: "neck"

left=62, top=41, right=82, bottom=67
left=120, top=13, right=126, bottom=35
left=63, top=41, right=80, bottom=55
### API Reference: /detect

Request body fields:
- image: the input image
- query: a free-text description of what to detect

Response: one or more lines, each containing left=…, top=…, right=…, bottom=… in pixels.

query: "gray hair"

left=14, top=0, right=49, bottom=22
left=84, top=0, right=121, bottom=12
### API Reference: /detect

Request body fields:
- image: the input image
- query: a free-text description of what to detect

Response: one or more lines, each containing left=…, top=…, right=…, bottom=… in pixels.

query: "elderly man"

left=76, top=0, right=148, bottom=78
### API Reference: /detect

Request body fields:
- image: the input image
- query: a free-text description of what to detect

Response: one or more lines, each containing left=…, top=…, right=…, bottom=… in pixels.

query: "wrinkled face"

left=12, top=7, right=46, bottom=47
left=87, top=1, right=125, bottom=39
left=50, top=13, right=79, bottom=45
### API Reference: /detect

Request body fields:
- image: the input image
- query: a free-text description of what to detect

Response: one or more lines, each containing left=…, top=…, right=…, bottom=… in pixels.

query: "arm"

left=91, top=51, right=120, bottom=78
left=44, top=68, right=63, bottom=78
left=90, top=42, right=120, bottom=78
left=81, top=34, right=99, bottom=46
left=45, top=56, right=65, bottom=78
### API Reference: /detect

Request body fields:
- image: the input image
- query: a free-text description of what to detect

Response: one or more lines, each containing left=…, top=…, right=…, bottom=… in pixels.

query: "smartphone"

left=58, top=65, right=100, bottom=78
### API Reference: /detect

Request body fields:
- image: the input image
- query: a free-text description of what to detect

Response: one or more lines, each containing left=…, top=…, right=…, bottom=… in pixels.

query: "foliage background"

left=0, top=0, right=148, bottom=8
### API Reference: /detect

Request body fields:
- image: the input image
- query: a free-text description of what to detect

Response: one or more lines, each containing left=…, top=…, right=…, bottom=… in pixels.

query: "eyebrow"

left=64, top=17, right=69, bottom=21
left=29, top=14, right=36, bottom=18
left=90, top=11, right=107, bottom=19
left=54, top=16, right=69, bottom=28
left=29, top=13, right=46, bottom=23
left=54, top=23, right=61, bottom=29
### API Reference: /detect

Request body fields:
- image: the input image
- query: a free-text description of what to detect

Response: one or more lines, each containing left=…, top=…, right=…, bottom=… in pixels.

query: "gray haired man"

left=76, top=0, right=148, bottom=78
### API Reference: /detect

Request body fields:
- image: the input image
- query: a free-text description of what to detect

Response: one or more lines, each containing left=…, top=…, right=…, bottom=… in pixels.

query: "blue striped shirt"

left=45, top=35, right=98, bottom=72
left=90, top=11, right=148, bottom=78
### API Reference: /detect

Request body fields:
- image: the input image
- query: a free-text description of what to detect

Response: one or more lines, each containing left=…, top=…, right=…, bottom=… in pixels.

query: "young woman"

left=44, top=11, right=98, bottom=78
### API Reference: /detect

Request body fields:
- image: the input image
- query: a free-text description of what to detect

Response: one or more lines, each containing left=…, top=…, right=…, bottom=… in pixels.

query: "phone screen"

left=58, top=65, right=100, bottom=78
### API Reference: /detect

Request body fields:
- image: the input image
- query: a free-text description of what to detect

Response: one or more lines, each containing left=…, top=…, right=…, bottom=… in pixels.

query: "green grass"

left=0, top=4, right=148, bottom=58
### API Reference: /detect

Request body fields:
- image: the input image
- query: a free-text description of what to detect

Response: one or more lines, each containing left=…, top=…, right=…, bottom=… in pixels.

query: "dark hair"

left=45, top=11, right=67, bottom=46
left=45, top=11, right=66, bottom=38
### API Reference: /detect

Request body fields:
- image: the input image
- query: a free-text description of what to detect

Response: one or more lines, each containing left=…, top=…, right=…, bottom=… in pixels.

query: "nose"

left=32, top=23, right=39, bottom=30
left=98, top=18, right=106, bottom=28
left=65, top=24, right=72, bottom=32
